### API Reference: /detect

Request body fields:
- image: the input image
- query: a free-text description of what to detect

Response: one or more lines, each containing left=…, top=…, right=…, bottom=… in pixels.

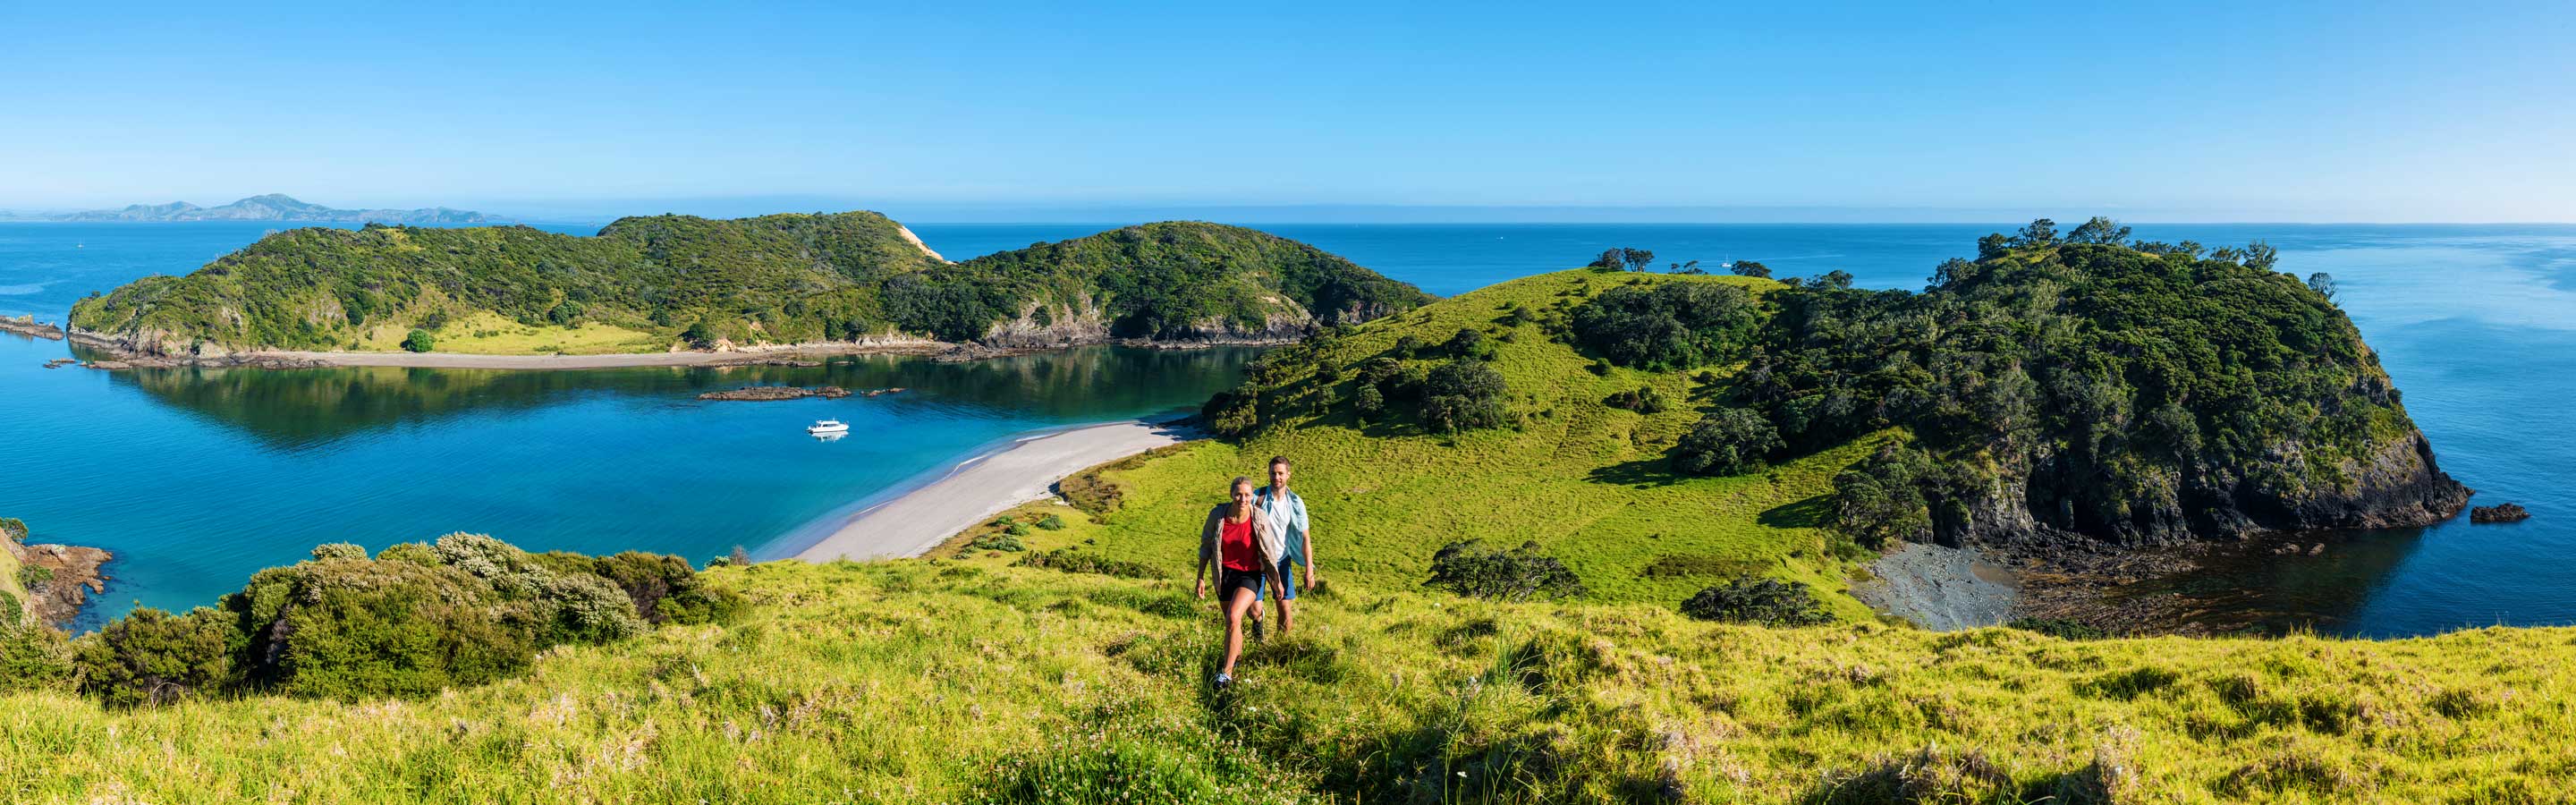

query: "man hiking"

left=1250, top=455, right=1314, bottom=636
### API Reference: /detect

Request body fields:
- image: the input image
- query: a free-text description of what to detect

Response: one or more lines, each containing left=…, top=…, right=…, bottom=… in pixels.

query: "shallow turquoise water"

left=4, top=220, right=2572, bottom=636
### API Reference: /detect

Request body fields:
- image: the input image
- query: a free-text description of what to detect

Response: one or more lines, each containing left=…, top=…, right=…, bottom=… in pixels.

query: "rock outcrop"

left=5, top=530, right=112, bottom=630
left=1, top=315, right=64, bottom=341
left=2472, top=503, right=2532, bottom=523
left=695, top=386, right=902, bottom=402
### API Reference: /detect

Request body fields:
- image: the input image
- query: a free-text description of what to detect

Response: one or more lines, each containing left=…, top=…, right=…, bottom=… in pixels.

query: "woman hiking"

left=1194, top=475, right=1288, bottom=689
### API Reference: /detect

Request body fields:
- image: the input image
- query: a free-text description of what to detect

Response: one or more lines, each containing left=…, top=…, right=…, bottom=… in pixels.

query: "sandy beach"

left=790, top=418, right=1196, bottom=563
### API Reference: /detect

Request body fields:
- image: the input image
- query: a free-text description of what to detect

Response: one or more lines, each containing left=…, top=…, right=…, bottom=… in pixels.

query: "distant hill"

left=65, top=212, right=1431, bottom=359
left=54, top=194, right=489, bottom=224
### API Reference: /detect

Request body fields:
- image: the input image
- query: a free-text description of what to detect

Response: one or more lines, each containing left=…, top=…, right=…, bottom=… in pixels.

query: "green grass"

left=1021, top=270, right=1881, bottom=617
left=353, top=309, right=663, bottom=355
left=6, top=560, right=2571, bottom=802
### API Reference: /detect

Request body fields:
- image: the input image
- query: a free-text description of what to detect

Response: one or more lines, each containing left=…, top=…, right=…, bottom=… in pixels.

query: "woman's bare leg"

left=1220, top=587, right=1256, bottom=676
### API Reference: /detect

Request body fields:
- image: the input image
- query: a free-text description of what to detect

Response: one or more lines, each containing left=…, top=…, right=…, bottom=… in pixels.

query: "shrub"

left=376, top=542, right=438, bottom=565
left=1680, top=578, right=1831, bottom=626
left=0, top=621, right=72, bottom=694
left=1036, top=514, right=1067, bottom=530
left=1353, top=385, right=1385, bottom=420
left=1005, top=523, right=1031, bottom=537
left=1606, top=386, right=1670, bottom=414
left=1013, top=549, right=1166, bottom=580
left=1419, top=359, right=1510, bottom=434
left=1390, top=335, right=1423, bottom=359
left=1672, top=408, right=1781, bottom=475
left=2009, top=618, right=2111, bottom=640
left=18, top=565, right=52, bottom=589
left=968, top=532, right=1026, bottom=553
left=0, top=516, right=24, bottom=543
left=72, top=606, right=241, bottom=708
left=1442, top=327, right=1494, bottom=360
left=1424, top=539, right=1587, bottom=601
left=310, top=543, right=367, bottom=561
left=1567, top=282, right=1760, bottom=370
left=1832, top=444, right=1936, bottom=547
left=1200, top=390, right=1260, bottom=438
left=402, top=328, right=436, bottom=352
left=226, top=557, right=534, bottom=700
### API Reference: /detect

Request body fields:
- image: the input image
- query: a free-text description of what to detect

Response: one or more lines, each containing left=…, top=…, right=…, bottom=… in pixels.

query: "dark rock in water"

left=2471, top=503, right=2532, bottom=523
left=697, top=386, right=853, bottom=402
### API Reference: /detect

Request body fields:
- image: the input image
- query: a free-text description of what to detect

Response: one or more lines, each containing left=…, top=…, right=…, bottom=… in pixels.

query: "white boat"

left=806, top=419, right=850, bottom=435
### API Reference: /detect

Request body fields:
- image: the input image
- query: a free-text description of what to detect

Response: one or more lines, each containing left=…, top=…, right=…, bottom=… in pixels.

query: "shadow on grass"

left=1586, top=456, right=1682, bottom=488
left=1758, top=494, right=1835, bottom=530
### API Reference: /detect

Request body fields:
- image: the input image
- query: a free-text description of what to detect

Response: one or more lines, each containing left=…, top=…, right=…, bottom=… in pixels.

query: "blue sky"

left=3, top=1, right=2571, bottom=222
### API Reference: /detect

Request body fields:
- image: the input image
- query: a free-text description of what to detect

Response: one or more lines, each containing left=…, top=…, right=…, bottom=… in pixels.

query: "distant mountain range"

left=48, top=194, right=490, bottom=224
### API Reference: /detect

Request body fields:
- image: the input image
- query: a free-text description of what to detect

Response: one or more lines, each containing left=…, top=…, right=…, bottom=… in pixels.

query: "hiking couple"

left=1191, top=455, right=1316, bottom=689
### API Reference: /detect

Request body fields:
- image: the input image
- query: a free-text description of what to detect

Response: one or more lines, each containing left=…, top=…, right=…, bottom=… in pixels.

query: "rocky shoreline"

left=696, top=386, right=906, bottom=402
left=2, top=315, right=65, bottom=341
left=5, top=529, right=112, bottom=630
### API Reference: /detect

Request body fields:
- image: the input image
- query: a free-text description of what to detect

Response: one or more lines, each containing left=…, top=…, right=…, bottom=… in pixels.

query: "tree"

left=2013, top=218, right=2059, bottom=246
left=681, top=320, right=716, bottom=349
left=1621, top=248, right=1657, bottom=272
left=1672, top=408, right=1782, bottom=475
left=1587, top=249, right=1624, bottom=271
left=1668, top=259, right=1703, bottom=275
left=1729, top=259, right=1771, bottom=278
left=1424, top=539, right=1587, bottom=601
left=2244, top=241, right=2280, bottom=271
left=1419, top=358, right=1509, bottom=433
left=1976, top=233, right=2012, bottom=260
left=2306, top=272, right=2339, bottom=303
left=2065, top=216, right=2131, bottom=245
left=1567, top=282, right=1761, bottom=370
left=402, top=329, right=436, bottom=353
left=1830, top=444, right=1934, bottom=547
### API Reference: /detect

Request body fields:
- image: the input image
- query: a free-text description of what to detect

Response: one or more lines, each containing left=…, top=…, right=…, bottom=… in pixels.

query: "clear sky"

left=3, top=1, right=2571, bottom=222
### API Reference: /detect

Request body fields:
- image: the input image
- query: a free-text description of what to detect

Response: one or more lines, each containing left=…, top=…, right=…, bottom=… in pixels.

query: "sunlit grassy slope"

left=352, top=309, right=664, bottom=355
left=958, top=270, right=1883, bottom=616
left=4, top=560, right=2567, bottom=803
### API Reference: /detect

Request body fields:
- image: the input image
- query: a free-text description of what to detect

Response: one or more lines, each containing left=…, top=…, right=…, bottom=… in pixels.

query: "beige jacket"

left=1199, top=503, right=1285, bottom=572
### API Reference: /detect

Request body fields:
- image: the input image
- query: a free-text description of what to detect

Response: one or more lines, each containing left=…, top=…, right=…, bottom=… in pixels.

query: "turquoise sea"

left=4, top=220, right=2572, bottom=636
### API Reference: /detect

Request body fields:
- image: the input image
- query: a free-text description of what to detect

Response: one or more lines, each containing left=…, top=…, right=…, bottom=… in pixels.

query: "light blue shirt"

left=1256, top=485, right=1309, bottom=566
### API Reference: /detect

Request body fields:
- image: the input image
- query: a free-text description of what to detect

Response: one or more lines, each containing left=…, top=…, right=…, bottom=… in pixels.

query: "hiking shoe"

left=1249, top=616, right=1266, bottom=642
left=1214, top=673, right=1234, bottom=689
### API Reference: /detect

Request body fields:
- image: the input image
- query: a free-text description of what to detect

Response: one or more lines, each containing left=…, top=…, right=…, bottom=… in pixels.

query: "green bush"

left=1013, top=549, right=1166, bottom=580
left=2009, top=618, right=2112, bottom=640
left=1680, top=578, right=1832, bottom=626
left=72, top=606, right=241, bottom=708
left=228, top=557, right=533, bottom=700
left=1424, top=539, right=1587, bottom=601
left=1036, top=514, right=1068, bottom=530
left=1419, top=358, right=1510, bottom=434
left=1671, top=408, right=1781, bottom=476
left=0, top=621, right=72, bottom=694
left=1567, top=281, right=1760, bottom=370
left=376, top=542, right=438, bottom=565
left=18, top=565, right=52, bottom=589
left=1832, top=444, right=1936, bottom=547
left=310, top=543, right=366, bottom=561
left=967, top=532, right=1027, bottom=553
left=1606, top=386, right=1670, bottom=414
left=401, top=328, right=435, bottom=352
left=0, top=516, right=24, bottom=543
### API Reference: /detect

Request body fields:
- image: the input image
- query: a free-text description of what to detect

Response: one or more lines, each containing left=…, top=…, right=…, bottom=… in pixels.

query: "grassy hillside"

left=4, top=559, right=2568, bottom=803
left=942, top=269, right=1885, bottom=615
left=66, top=216, right=1428, bottom=357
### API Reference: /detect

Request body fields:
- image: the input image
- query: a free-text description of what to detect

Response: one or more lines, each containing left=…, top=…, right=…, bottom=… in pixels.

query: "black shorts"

left=1216, top=567, right=1267, bottom=600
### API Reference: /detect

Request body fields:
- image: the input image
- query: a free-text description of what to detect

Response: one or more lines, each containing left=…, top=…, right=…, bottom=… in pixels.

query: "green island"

left=5, top=224, right=2539, bottom=803
left=64, top=214, right=1430, bottom=360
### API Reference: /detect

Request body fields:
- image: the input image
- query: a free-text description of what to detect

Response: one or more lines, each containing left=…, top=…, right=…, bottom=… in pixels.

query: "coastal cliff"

left=64, top=215, right=1428, bottom=364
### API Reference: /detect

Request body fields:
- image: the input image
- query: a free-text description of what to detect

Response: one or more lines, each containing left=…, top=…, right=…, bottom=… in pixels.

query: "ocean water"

left=4, top=220, right=2572, bottom=636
